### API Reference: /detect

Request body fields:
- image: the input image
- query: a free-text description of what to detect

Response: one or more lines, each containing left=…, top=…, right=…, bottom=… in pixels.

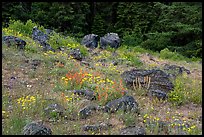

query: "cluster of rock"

left=81, top=33, right=121, bottom=50
left=2, top=36, right=26, bottom=50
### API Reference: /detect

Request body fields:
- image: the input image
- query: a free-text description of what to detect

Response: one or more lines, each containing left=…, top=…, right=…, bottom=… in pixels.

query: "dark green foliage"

left=2, top=2, right=202, bottom=58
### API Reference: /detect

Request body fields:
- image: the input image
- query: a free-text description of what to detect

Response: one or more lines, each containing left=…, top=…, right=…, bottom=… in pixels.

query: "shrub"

left=8, top=19, right=45, bottom=37
left=160, top=48, right=186, bottom=61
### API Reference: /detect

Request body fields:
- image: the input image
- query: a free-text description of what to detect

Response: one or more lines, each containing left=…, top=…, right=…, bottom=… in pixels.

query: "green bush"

left=122, top=27, right=143, bottom=46
left=8, top=19, right=45, bottom=37
left=160, top=48, right=186, bottom=61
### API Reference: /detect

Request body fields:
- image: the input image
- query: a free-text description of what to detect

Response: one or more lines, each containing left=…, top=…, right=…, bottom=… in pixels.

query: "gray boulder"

left=103, top=95, right=139, bottom=113
left=44, top=103, right=65, bottom=119
left=120, top=126, right=146, bottom=135
left=79, top=104, right=100, bottom=119
left=82, top=123, right=112, bottom=132
left=22, top=121, right=52, bottom=135
left=69, top=48, right=83, bottom=61
left=121, top=68, right=174, bottom=99
left=100, top=33, right=121, bottom=49
left=163, top=64, right=190, bottom=78
left=32, top=26, right=55, bottom=52
left=32, top=26, right=49, bottom=42
left=2, top=36, right=26, bottom=50
left=81, top=34, right=99, bottom=49
left=72, top=89, right=97, bottom=100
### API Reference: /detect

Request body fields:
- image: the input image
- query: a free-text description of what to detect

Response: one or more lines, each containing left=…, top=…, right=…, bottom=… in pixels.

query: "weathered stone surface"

left=44, top=103, right=65, bottom=119
left=32, top=26, right=55, bottom=52
left=3, top=36, right=26, bottom=49
left=103, top=95, right=139, bottom=113
left=100, top=33, right=121, bottom=49
left=79, top=104, right=100, bottom=119
left=81, top=34, right=99, bottom=49
left=120, top=126, right=146, bottom=135
left=82, top=123, right=112, bottom=132
left=32, top=26, right=49, bottom=42
left=121, top=68, right=174, bottom=99
left=163, top=64, right=191, bottom=78
left=69, top=48, right=83, bottom=61
left=72, top=89, right=97, bottom=100
left=23, top=121, right=52, bottom=135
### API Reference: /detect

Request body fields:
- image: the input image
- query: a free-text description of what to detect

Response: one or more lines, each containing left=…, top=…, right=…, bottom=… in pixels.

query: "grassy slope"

left=2, top=28, right=202, bottom=135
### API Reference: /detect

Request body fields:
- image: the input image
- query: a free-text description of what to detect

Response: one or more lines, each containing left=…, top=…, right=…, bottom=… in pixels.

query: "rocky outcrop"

left=3, top=36, right=26, bottom=50
left=81, top=34, right=99, bottom=49
left=100, top=33, right=121, bottom=49
left=22, top=121, right=52, bottom=135
left=103, top=95, right=139, bottom=113
left=121, top=68, right=174, bottom=99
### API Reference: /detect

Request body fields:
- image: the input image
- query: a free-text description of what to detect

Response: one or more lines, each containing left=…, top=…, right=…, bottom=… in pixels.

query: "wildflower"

left=190, top=125, right=196, bottom=129
left=143, top=114, right=148, bottom=119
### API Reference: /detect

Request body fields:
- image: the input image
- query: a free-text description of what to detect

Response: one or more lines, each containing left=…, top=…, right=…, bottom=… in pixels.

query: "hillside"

left=2, top=21, right=202, bottom=135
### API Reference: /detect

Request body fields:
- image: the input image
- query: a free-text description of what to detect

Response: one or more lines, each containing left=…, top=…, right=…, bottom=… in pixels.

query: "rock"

left=120, top=126, right=146, bottom=135
left=2, top=36, right=26, bottom=50
left=69, top=48, right=83, bottom=61
left=148, top=89, right=168, bottom=100
left=121, top=68, right=174, bottom=99
left=72, top=89, right=97, bottom=100
left=82, top=123, right=112, bottom=132
left=163, top=64, right=191, bottom=78
left=31, top=59, right=41, bottom=70
left=79, top=104, right=100, bottom=119
left=32, top=26, right=55, bottom=52
left=22, top=121, right=52, bottom=135
left=112, top=60, right=118, bottom=66
left=32, top=26, right=49, bottom=42
left=44, top=103, right=65, bottom=119
left=81, top=34, right=99, bottom=49
left=40, top=41, right=55, bottom=52
left=103, top=95, right=139, bottom=113
left=100, top=33, right=121, bottom=49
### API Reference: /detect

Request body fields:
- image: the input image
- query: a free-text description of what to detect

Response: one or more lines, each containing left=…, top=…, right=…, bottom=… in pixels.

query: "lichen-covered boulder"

left=81, top=34, right=99, bottom=49
left=32, top=26, right=49, bottom=42
left=44, top=103, right=65, bottom=119
left=22, top=121, right=52, bottom=135
left=121, top=68, right=174, bottom=99
left=103, top=95, right=139, bottom=113
left=79, top=104, right=100, bottom=119
left=2, top=36, right=26, bottom=49
left=100, top=33, right=121, bottom=49
left=32, top=26, right=55, bottom=52
left=120, top=126, right=146, bottom=135
left=82, top=123, right=112, bottom=132
left=163, top=64, right=191, bottom=78
left=69, top=48, right=83, bottom=61
left=71, top=89, right=97, bottom=100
